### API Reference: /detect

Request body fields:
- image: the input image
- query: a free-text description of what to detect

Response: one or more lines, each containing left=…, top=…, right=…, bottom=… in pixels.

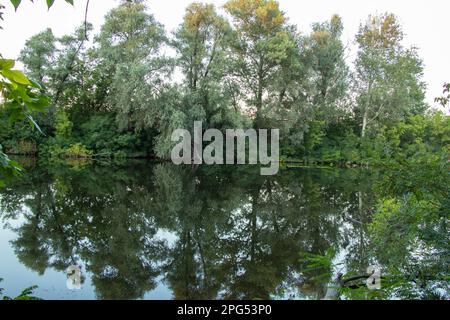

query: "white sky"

left=0, top=0, right=449, bottom=107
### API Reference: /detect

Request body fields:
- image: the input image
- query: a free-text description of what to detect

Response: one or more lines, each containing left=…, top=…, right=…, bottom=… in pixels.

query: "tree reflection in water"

left=0, top=161, right=376, bottom=300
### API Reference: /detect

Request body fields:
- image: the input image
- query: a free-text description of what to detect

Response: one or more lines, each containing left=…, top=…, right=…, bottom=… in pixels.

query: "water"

left=0, top=160, right=377, bottom=300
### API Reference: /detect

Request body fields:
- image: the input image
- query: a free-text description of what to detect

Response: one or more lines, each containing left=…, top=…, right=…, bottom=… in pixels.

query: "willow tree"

left=270, top=15, right=350, bottom=153
left=354, top=13, right=426, bottom=138
left=95, top=0, right=171, bottom=132
left=224, top=0, right=294, bottom=128
left=307, top=15, right=349, bottom=124
left=17, top=24, right=93, bottom=136
left=172, top=2, right=241, bottom=130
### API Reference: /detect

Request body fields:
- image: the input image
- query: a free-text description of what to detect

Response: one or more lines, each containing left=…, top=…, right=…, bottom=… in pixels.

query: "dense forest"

left=0, top=0, right=448, bottom=165
left=0, top=0, right=449, bottom=300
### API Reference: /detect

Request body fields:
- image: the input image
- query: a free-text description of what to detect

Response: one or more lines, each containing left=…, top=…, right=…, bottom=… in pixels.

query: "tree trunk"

left=322, top=274, right=343, bottom=300
left=255, top=58, right=264, bottom=129
left=361, top=107, right=369, bottom=138
left=361, top=83, right=372, bottom=138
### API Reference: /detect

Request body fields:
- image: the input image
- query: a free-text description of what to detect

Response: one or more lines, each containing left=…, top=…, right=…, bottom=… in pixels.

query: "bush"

left=3, top=139, right=37, bottom=155
left=63, top=143, right=92, bottom=159
left=113, top=150, right=127, bottom=159
left=79, top=114, right=152, bottom=158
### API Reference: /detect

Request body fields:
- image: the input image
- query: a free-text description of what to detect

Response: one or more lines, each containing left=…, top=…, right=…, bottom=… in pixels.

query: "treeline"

left=1, top=0, right=449, bottom=164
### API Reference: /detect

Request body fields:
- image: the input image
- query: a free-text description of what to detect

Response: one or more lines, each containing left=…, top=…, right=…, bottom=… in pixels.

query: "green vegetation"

left=0, top=279, right=41, bottom=300
left=2, top=0, right=446, bottom=167
left=0, top=0, right=448, bottom=301
left=0, top=163, right=382, bottom=300
left=0, top=58, right=48, bottom=186
left=300, top=151, right=449, bottom=300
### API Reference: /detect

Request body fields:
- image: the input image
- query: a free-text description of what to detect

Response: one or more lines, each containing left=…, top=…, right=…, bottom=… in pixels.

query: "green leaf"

left=29, top=78, right=43, bottom=89
left=27, top=95, right=50, bottom=112
left=6, top=102, right=26, bottom=124
left=26, top=114, right=44, bottom=134
left=19, top=285, right=38, bottom=297
left=10, top=0, right=21, bottom=11
left=65, top=0, right=74, bottom=5
left=16, top=85, right=33, bottom=102
left=0, top=59, right=15, bottom=70
left=46, top=0, right=55, bottom=9
left=1, top=69, right=32, bottom=85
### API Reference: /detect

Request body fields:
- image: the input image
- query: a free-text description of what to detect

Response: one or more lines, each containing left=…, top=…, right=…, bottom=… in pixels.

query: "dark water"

left=0, top=161, right=377, bottom=300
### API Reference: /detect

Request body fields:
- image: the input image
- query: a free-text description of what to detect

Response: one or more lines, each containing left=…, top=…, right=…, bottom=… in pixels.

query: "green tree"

left=95, top=0, right=171, bottom=132
left=307, top=15, right=349, bottom=124
left=19, top=28, right=56, bottom=84
left=224, top=0, right=294, bottom=128
left=1, top=0, right=77, bottom=185
left=275, top=15, right=350, bottom=154
left=354, top=13, right=426, bottom=138
left=172, top=3, right=241, bottom=130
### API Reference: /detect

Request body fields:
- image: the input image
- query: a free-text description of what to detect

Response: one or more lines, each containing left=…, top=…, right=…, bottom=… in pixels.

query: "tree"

left=19, top=29, right=56, bottom=84
left=354, top=13, right=427, bottom=138
left=271, top=15, right=350, bottom=154
left=224, top=0, right=294, bottom=128
left=95, top=0, right=171, bottom=132
left=50, top=25, right=93, bottom=110
left=172, top=3, right=241, bottom=131
left=16, top=24, right=92, bottom=140
left=307, top=15, right=349, bottom=124
left=174, top=3, right=230, bottom=93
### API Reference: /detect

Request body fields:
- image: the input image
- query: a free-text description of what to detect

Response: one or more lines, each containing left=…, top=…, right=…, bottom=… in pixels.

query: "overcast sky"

left=0, top=0, right=449, bottom=107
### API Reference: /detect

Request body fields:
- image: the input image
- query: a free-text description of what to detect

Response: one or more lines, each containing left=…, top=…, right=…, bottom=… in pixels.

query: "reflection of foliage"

left=1, top=161, right=446, bottom=300
left=1, top=163, right=373, bottom=300
left=367, top=154, right=450, bottom=300
left=300, top=249, right=335, bottom=285
left=307, top=154, right=450, bottom=300
left=0, top=279, right=41, bottom=300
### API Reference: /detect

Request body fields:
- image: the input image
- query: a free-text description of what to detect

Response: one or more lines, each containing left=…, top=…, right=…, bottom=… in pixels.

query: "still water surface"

left=0, top=161, right=377, bottom=300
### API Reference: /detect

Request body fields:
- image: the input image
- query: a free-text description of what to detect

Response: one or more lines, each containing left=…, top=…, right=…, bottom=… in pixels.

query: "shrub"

left=113, top=150, right=127, bottom=159
left=63, top=143, right=92, bottom=159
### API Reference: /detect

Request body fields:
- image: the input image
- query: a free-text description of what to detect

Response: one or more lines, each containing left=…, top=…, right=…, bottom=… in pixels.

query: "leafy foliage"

left=0, top=58, right=49, bottom=186
left=224, top=0, right=294, bottom=128
left=9, top=0, right=74, bottom=11
left=435, top=83, right=450, bottom=110
left=367, top=153, right=450, bottom=299
left=354, top=13, right=426, bottom=138
left=0, top=0, right=448, bottom=300
left=0, top=279, right=41, bottom=300
left=2, top=2, right=439, bottom=168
